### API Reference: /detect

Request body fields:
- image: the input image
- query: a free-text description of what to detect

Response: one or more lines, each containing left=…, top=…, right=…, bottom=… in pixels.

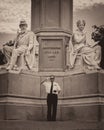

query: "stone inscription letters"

left=40, top=39, right=63, bottom=71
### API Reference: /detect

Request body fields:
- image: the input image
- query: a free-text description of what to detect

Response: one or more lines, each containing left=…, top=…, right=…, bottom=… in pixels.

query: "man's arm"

left=40, top=77, right=50, bottom=85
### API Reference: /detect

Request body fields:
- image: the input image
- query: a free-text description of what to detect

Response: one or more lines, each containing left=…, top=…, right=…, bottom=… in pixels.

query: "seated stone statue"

left=67, top=20, right=101, bottom=72
left=4, top=19, right=39, bottom=72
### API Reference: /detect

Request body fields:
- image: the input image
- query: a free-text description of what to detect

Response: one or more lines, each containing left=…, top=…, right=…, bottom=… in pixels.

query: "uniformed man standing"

left=41, top=75, right=61, bottom=121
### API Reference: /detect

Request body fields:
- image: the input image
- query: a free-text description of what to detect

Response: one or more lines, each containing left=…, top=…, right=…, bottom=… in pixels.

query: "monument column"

left=31, top=0, right=73, bottom=71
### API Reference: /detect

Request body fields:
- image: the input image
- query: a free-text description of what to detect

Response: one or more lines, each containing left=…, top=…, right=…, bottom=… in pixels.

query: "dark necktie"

left=50, top=81, right=53, bottom=94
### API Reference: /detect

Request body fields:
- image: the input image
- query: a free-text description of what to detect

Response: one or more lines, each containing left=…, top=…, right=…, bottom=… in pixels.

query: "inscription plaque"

left=39, top=38, right=65, bottom=71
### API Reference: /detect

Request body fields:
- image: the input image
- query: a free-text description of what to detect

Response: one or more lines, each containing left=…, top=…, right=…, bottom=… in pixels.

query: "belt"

left=48, top=93, right=57, bottom=95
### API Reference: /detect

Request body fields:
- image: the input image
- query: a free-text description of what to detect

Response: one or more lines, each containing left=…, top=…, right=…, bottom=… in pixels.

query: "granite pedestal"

left=0, top=70, right=104, bottom=123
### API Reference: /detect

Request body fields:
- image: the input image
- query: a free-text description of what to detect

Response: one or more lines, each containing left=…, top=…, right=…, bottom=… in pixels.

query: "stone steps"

left=0, top=120, right=101, bottom=130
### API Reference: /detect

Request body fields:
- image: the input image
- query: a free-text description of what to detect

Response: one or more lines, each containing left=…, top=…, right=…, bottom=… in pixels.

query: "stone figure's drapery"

left=68, top=29, right=86, bottom=68
left=21, top=31, right=39, bottom=70
left=81, top=44, right=101, bottom=70
left=67, top=29, right=101, bottom=71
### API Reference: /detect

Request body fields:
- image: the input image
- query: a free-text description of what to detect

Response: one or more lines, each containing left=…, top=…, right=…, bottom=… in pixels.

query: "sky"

left=74, top=0, right=104, bottom=10
left=0, top=0, right=104, bottom=43
left=73, top=0, right=104, bottom=42
left=0, top=0, right=31, bottom=33
left=73, top=0, right=104, bottom=27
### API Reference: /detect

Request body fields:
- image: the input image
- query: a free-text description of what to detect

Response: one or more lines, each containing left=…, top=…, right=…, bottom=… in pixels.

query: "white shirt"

left=43, top=81, right=61, bottom=95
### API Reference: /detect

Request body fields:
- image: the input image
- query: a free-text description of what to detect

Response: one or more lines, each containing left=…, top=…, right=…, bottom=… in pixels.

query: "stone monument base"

left=0, top=120, right=100, bottom=130
left=0, top=69, right=104, bottom=129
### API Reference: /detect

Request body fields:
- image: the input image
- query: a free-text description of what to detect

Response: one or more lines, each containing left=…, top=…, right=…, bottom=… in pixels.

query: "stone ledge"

left=0, top=68, right=103, bottom=76
left=0, top=93, right=104, bottom=105
left=0, top=120, right=100, bottom=130
left=0, top=96, right=103, bottom=106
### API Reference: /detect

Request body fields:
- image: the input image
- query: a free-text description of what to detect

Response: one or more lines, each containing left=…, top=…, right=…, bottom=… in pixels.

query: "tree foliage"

left=92, top=25, right=104, bottom=68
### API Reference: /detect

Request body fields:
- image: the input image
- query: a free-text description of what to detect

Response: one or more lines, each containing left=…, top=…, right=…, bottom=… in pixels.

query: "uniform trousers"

left=47, top=93, right=58, bottom=121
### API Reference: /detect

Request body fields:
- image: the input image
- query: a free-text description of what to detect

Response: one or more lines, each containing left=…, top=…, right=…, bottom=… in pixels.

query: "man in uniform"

left=41, top=75, right=61, bottom=121
left=5, top=19, right=38, bottom=71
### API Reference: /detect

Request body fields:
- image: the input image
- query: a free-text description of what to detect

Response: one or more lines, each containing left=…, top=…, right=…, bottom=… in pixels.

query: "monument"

left=31, top=0, right=72, bottom=71
left=0, top=0, right=104, bottom=130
